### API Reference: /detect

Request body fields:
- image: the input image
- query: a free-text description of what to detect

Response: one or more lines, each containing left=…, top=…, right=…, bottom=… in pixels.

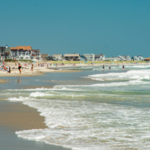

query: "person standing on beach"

left=7, top=66, right=11, bottom=73
left=103, top=65, right=105, bottom=70
left=123, top=65, right=125, bottom=69
left=18, top=63, right=22, bottom=74
left=31, top=64, right=33, bottom=71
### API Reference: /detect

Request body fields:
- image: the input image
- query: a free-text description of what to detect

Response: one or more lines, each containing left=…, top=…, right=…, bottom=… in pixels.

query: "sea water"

left=1, top=64, right=150, bottom=150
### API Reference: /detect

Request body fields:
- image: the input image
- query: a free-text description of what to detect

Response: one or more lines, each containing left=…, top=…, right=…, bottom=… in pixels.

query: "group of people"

left=0, top=65, right=11, bottom=73
left=101, top=65, right=125, bottom=70
left=0, top=63, right=34, bottom=74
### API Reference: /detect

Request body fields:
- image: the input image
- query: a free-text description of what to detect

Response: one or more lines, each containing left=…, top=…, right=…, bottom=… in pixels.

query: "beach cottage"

left=82, top=54, right=95, bottom=61
left=0, top=46, right=6, bottom=60
left=95, top=54, right=105, bottom=61
left=115, top=55, right=126, bottom=61
left=31, top=49, right=42, bottom=61
left=52, top=54, right=63, bottom=61
left=10, top=46, right=32, bottom=60
left=64, top=54, right=80, bottom=61
left=133, top=55, right=144, bottom=61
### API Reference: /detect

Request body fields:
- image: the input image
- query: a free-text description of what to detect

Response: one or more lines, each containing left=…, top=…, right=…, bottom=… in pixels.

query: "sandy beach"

left=0, top=61, right=147, bottom=77
left=0, top=64, right=149, bottom=150
left=0, top=101, right=47, bottom=131
left=0, top=101, right=71, bottom=150
left=0, top=62, right=83, bottom=77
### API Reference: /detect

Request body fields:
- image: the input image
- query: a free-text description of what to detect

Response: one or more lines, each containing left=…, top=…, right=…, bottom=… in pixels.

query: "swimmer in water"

left=123, top=65, right=125, bottom=69
left=103, top=65, right=105, bottom=70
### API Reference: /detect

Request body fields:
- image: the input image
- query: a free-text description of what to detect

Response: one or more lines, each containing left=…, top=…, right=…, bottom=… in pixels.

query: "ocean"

left=1, top=64, right=150, bottom=150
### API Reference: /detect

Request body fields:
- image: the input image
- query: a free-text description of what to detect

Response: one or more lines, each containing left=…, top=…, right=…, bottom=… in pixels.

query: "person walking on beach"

left=31, top=64, right=34, bottom=71
left=18, top=63, right=22, bottom=74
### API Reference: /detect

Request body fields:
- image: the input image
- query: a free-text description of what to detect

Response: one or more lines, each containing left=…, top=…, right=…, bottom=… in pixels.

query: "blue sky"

left=0, top=0, right=150, bottom=57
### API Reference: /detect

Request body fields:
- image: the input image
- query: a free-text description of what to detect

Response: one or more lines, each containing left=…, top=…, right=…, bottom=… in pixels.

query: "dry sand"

left=0, top=101, right=47, bottom=132
left=0, top=61, right=147, bottom=77
left=0, top=65, right=81, bottom=77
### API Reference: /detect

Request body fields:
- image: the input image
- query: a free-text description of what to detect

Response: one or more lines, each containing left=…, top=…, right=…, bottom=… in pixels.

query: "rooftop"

left=11, top=46, right=32, bottom=50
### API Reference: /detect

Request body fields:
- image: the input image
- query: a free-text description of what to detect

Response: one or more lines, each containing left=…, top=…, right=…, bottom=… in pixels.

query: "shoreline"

left=0, top=62, right=149, bottom=82
left=0, top=68, right=81, bottom=77
left=0, top=101, right=47, bottom=132
left=0, top=79, right=8, bottom=83
left=0, top=62, right=149, bottom=77
left=0, top=101, right=71, bottom=150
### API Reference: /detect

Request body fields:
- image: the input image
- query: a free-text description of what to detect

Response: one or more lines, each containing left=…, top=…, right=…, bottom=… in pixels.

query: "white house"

left=83, top=54, right=95, bottom=61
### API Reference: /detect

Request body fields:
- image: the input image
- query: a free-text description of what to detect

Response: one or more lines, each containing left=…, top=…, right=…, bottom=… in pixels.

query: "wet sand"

left=0, top=101, right=71, bottom=150
left=0, top=101, right=47, bottom=131
left=0, top=79, right=8, bottom=83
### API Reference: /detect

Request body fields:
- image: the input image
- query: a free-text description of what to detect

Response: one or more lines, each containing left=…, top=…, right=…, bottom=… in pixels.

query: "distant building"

left=95, top=54, right=105, bottom=61
left=10, top=46, right=42, bottom=61
left=31, top=49, right=42, bottom=61
left=83, top=54, right=95, bottom=61
left=144, top=58, right=150, bottom=61
left=41, top=54, right=49, bottom=60
left=115, top=55, right=126, bottom=61
left=64, top=54, right=80, bottom=61
left=122, top=55, right=131, bottom=61
left=11, top=46, right=32, bottom=60
left=0, top=46, right=6, bottom=60
left=132, top=55, right=144, bottom=61
left=4, top=45, right=12, bottom=59
left=52, top=54, right=63, bottom=61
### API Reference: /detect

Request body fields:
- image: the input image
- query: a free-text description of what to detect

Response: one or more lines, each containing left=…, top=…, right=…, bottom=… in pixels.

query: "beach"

left=1, top=63, right=150, bottom=149
left=0, top=61, right=148, bottom=77
left=0, top=101, right=47, bottom=131
left=0, top=101, right=71, bottom=150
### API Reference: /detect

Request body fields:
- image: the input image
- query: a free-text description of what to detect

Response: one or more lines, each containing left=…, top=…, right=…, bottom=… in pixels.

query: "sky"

left=0, top=0, right=150, bottom=57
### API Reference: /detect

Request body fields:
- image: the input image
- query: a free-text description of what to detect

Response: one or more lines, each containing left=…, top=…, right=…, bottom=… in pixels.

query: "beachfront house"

left=10, top=46, right=32, bottom=60
left=41, top=54, right=49, bottom=60
left=4, top=45, right=12, bottom=59
left=31, top=49, right=42, bottom=61
left=0, top=47, right=5, bottom=61
left=83, top=54, right=95, bottom=61
left=10, top=46, right=42, bottom=61
left=122, top=55, right=131, bottom=61
left=52, top=54, right=63, bottom=61
left=132, top=55, right=144, bottom=61
left=115, top=55, right=126, bottom=61
left=95, top=54, right=105, bottom=61
left=144, top=58, right=150, bottom=61
left=46, top=56, right=53, bottom=60
left=64, top=54, right=80, bottom=61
